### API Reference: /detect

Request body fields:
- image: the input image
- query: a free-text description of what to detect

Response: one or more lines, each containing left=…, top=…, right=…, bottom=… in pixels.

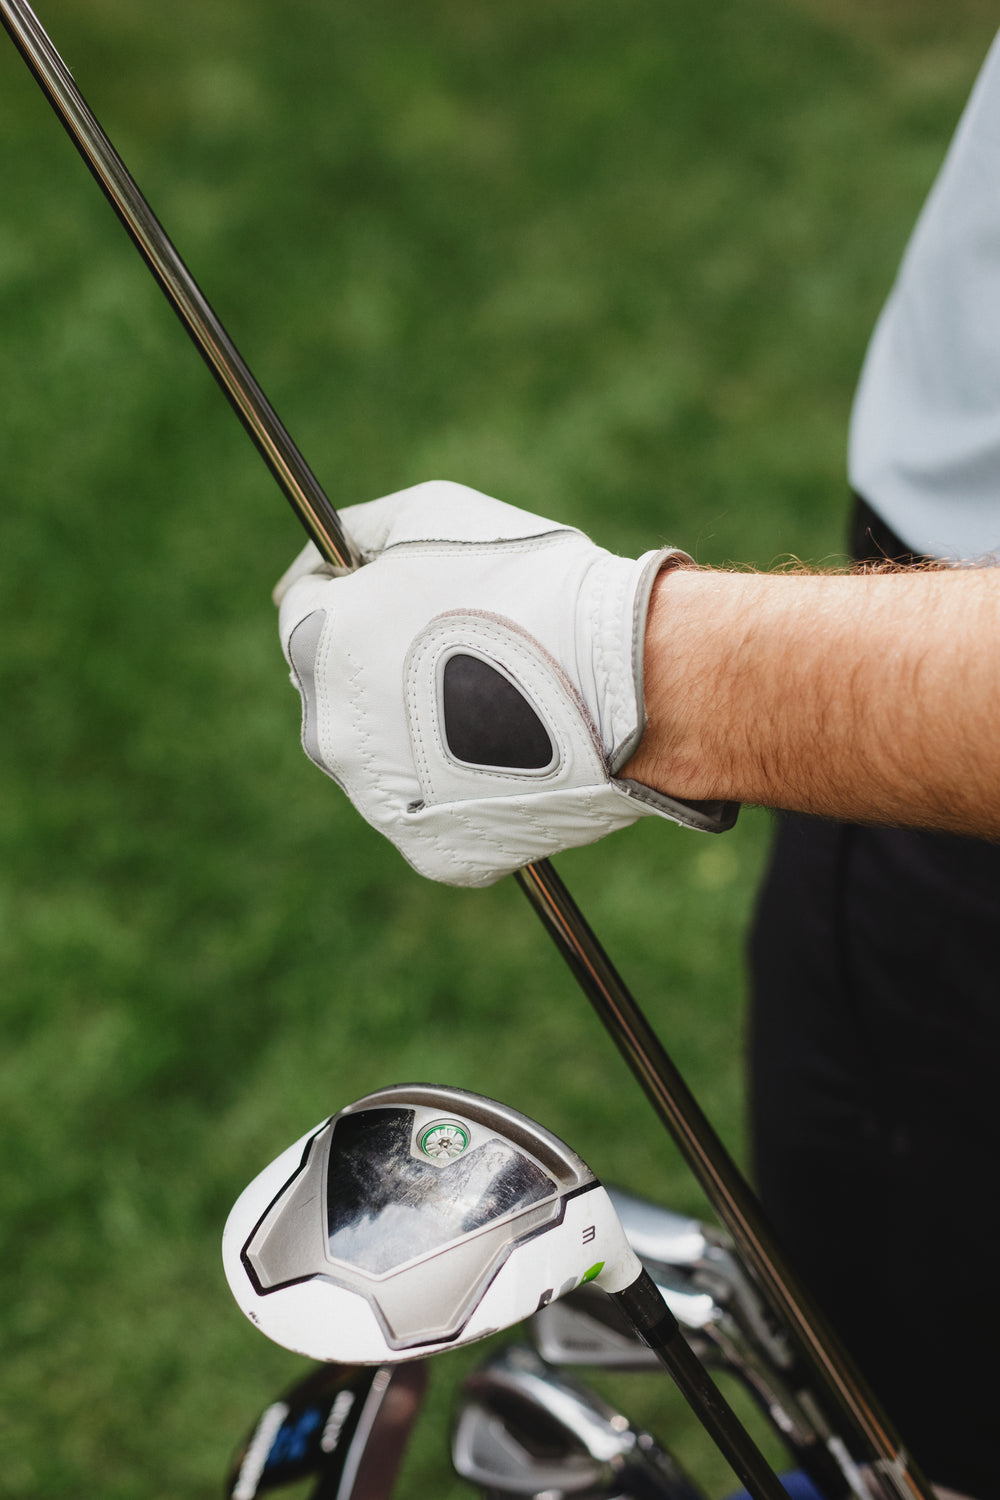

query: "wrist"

left=624, top=562, right=717, bottom=798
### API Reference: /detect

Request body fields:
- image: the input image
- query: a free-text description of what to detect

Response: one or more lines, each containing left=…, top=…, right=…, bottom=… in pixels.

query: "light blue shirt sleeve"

left=849, top=29, right=1000, bottom=561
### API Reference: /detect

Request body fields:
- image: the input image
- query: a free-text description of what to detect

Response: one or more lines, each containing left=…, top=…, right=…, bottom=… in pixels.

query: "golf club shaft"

left=516, top=861, right=924, bottom=1500
left=0, top=8, right=932, bottom=1499
left=619, top=1274, right=785, bottom=1500
left=661, top=1332, right=784, bottom=1500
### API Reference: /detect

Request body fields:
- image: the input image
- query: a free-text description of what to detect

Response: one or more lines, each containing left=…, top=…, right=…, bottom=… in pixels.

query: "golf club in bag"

left=531, top=1188, right=852, bottom=1500
left=0, top=7, right=936, bottom=1499
left=222, top=1083, right=785, bottom=1500
left=452, top=1342, right=703, bottom=1500
left=226, top=1360, right=428, bottom=1500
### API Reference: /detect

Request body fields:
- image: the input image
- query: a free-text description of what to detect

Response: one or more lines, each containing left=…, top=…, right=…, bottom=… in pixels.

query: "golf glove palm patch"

left=275, top=481, right=736, bottom=887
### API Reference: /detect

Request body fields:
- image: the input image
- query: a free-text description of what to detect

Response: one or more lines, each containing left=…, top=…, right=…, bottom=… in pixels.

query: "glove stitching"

left=612, top=559, right=633, bottom=744
left=450, top=800, right=532, bottom=875
left=444, top=756, right=643, bottom=879
left=338, top=637, right=404, bottom=833
left=402, top=777, right=650, bottom=886
left=588, top=556, right=620, bottom=753
left=380, top=532, right=580, bottom=563
left=419, top=813, right=479, bottom=884
left=314, top=616, right=341, bottom=783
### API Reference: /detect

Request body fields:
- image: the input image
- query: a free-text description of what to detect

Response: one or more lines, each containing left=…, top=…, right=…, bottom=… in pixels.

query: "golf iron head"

left=226, top=1359, right=427, bottom=1499
left=607, top=1190, right=791, bottom=1371
left=531, top=1273, right=718, bottom=1371
left=531, top=1191, right=852, bottom=1498
left=530, top=1184, right=784, bottom=1379
left=452, top=1343, right=704, bottom=1500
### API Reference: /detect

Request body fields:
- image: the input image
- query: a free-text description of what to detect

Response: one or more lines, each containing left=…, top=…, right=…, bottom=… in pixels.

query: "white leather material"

left=404, top=612, right=605, bottom=805
left=276, top=480, right=735, bottom=887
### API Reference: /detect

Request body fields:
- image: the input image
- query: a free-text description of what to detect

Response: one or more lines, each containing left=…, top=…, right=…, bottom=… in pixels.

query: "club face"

left=532, top=1196, right=828, bottom=1472
left=226, top=1360, right=428, bottom=1500
left=606, top=1189, right=794, bottom=1375
left=223, top=1086, right=642, bottom=1364
left=531, top=1278, right=718, bottom=1371
left=453, top=1345, right=703, bottom=1500
left=452, top=1345, right=634, bottom=1496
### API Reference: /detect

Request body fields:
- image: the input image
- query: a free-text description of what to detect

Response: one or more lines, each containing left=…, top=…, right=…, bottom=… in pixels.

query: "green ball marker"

left=419, top=1120, right=470, bottom=1161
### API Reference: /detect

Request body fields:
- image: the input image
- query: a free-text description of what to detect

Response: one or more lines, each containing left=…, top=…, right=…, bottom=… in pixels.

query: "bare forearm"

left=626, top=564, right=1000, bottom=837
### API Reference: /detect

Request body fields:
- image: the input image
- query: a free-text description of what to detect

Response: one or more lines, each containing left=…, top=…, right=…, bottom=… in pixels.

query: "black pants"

left=748, top=501, right=1000, bottom=1499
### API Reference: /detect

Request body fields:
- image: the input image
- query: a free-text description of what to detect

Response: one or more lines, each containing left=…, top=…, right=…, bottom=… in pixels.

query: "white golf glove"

left=274, top=481, right=736, bottom=888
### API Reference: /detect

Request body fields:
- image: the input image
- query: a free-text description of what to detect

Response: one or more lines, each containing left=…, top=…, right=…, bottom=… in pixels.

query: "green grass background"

left=0, top=1, right=995, bottom=1494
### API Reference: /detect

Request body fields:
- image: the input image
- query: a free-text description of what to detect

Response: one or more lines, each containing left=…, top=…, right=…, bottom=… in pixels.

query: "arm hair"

left=624, top=561, right=1000, bottom=837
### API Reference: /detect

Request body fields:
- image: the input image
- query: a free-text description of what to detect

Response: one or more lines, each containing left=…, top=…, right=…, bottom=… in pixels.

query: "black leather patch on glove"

left=442, top=654, right=554, bottom=770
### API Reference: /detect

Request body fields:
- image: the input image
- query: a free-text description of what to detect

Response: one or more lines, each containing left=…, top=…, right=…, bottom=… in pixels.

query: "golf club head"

left=529, top=1278, right=827, bottom=1463
left=452, top=1344, right=703, bottom=1499
left=223, top=1086, right=643, bottom=1364
left=601, top=1191, right=710, bottom=1270
left=531, top=1276, right=717, bottom=1371
left=606, top=1189, right=792, bottom=1374
left=530, top=1186, right=744, bottom=1373
left=226, top=1359, right=427, bottom=1499
left=530, top=1193, right=836, bottom=1484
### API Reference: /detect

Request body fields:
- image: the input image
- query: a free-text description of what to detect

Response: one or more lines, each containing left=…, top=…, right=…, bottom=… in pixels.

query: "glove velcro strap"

left=614, top=778, right=740, bottom=833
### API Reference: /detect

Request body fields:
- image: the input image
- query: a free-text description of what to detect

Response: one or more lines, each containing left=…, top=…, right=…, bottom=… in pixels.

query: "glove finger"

left=336, top=479, right=575, bottom=556
left=274, top=481, right=577, bottom=609
left=272, top=541, right=344, bottom=608
left=284, top=608, right=337, bottom=782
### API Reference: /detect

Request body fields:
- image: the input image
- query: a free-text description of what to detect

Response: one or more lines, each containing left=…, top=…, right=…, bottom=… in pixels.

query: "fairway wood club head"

left=223, top=1086, right=643, bottom=1364
left=452, top=1344, right=703, bottom=1499
left=226, top=1360, right=427, bottom=1499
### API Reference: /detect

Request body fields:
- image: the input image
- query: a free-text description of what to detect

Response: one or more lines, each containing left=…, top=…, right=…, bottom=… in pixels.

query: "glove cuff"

left=617, top=548, right=740, bottom=835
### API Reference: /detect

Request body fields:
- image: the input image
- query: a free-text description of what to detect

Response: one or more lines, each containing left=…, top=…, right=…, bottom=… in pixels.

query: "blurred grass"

left=0, top=0, right=995, bottom=1495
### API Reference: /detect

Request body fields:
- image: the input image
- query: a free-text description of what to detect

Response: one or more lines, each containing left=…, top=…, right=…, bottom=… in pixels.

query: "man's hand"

left=274, top=480, right=736, bottom=887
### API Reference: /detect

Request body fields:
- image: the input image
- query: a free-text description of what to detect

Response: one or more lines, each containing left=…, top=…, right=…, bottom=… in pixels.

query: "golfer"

left=275, top=29, right=1000, bottom=1500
